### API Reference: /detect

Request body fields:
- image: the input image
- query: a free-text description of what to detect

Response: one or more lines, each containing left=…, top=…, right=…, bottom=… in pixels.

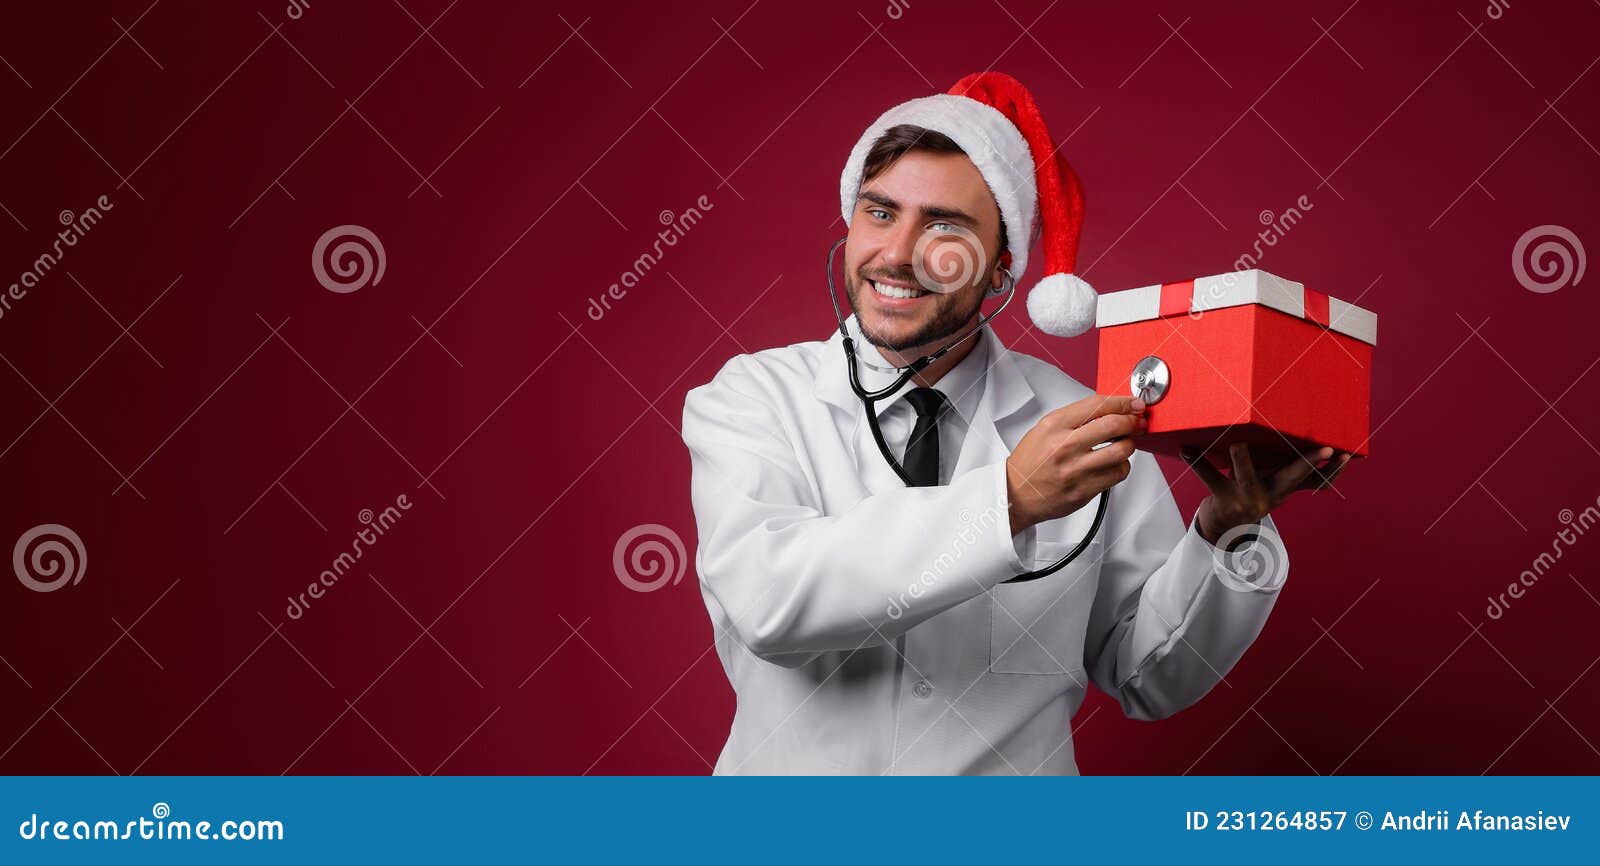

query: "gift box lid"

left=1095, top=269, right=1378, bottom=346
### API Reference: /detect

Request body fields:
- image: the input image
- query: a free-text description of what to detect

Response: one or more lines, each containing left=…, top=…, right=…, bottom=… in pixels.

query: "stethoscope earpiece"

left=987, top=271, right=1014, bottom=297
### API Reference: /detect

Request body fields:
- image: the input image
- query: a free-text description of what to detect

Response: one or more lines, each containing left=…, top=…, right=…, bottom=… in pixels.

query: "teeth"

left=872, top=280, right=927, bottom=300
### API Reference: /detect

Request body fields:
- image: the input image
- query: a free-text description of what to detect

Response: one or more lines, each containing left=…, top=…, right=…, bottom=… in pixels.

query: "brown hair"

left=860, top=124, right=1008, bottom=256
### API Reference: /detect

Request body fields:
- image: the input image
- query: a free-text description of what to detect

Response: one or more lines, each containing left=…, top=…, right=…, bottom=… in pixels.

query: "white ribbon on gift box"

left=1095, top=269, right=1378, bottom=346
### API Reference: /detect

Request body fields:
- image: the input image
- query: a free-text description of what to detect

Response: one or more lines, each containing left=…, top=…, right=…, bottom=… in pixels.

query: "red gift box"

left=1093, top=269, right=1377, bottom=463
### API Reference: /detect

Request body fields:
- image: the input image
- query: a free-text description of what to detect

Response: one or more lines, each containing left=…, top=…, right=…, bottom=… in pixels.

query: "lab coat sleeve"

left=1083, top=450, right=1288, bottom=721
left=682, top=356, right=1028, bottom=665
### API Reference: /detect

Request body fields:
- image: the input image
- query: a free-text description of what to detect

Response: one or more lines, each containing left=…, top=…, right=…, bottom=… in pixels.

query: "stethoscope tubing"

left=826, top=237, right=1107, bottom=583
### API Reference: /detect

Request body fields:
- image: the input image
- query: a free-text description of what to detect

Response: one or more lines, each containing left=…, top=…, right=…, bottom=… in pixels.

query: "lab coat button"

left=912, top=679, right=933, bottom=699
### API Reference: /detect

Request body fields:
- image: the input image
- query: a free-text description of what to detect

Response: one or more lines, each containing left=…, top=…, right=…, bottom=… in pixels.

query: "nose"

left=876, top=219, right=919, bottom=272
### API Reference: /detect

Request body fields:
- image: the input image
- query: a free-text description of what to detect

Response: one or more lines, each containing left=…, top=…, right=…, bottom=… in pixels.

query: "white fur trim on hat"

left=1026, top=272, right=1097, bottom=337
left=839, top=94, right=1037, bottom=284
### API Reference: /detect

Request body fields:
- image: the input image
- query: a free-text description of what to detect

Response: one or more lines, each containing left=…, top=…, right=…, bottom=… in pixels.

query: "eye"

left=866, top=208, right=891, bottom=222
left=928, top=221, right=957, bottom=233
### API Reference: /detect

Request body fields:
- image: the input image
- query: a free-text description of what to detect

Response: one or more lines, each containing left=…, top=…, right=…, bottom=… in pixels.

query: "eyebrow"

left=857, top=190, right=981, bottom=228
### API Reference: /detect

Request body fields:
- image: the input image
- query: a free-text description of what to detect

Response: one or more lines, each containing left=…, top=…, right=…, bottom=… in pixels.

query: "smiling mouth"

left=868, top=279, right=930, bottom=300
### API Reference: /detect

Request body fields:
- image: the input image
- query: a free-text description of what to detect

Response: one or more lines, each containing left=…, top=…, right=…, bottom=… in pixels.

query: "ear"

left=985, top=252, right=1010, bottom=297
left=993, top=250, right=1012, bottom=288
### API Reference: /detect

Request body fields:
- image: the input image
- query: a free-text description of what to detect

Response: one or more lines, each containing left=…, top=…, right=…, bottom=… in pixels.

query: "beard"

left=848, top=268, right=988, bottom=353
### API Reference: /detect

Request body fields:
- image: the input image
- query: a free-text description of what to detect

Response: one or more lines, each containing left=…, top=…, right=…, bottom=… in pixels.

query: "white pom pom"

left=1026, top=272, right=1097, bottom=337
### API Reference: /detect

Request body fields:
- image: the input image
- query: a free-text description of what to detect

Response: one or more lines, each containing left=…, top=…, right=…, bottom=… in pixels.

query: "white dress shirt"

left=870, top=331, right=991, bottom=490
left=867, top=334, right=1046, bottom=563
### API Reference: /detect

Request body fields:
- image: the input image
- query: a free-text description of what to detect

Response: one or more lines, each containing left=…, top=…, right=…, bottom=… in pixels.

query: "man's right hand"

left=1005, top=394, right=1148, bottom=535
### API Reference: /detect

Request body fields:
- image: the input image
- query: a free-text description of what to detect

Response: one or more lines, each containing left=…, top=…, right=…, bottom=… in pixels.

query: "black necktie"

left=902, top=387, right=947, bottom=487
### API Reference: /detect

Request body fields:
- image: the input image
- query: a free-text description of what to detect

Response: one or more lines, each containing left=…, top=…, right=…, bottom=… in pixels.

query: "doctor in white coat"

left=682, top=73, right=1351, bottom=775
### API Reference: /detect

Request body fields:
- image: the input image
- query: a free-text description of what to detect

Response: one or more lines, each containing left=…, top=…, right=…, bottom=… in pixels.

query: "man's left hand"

left=1182, top=442, right=1352, bottom=547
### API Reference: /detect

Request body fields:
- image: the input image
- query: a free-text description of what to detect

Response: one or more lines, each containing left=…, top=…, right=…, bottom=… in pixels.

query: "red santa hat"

left=839, top=71, right=1095, bottom=337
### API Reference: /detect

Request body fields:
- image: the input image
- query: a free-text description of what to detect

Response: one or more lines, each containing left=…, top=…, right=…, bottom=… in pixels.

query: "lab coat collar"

left=813, top=315, right=1035, bottom=426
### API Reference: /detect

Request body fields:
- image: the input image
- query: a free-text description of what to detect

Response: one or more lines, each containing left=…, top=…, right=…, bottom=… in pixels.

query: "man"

left=682, top=72, right=1350, bottom=775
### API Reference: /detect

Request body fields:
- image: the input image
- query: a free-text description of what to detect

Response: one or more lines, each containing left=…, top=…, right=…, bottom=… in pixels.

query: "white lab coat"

left=681, top=317, right=1287, bottom=775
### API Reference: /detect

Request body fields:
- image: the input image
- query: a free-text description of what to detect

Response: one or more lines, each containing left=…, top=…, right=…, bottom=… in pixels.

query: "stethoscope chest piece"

left=1130, top=355, right=1170, bottom=405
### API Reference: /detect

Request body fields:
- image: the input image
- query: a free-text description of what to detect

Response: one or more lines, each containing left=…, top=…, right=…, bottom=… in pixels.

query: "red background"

left=2, top=0, right=1598, bottom=775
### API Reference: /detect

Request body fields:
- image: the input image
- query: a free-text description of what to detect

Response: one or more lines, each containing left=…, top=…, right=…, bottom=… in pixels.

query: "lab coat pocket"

left=989, top=539, right=1101, bottom=675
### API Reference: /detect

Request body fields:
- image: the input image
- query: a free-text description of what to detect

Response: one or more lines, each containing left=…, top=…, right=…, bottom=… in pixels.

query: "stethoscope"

left=826, top=237, right=1108, bottom=583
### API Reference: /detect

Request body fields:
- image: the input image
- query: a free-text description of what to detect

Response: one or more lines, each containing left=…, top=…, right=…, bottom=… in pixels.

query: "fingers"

left=1181, top=447, right=1232, bottom=495
left=1182, top=442, right=1351, bottom=499
left=1051, top=393, right=1145, bottom=429
left=1075, top=411, right=1146, bottom=449
left=1229, top=442, right=1262, bottom=492
left=1079, top=443, right=1135, bottom=490
left=1267, top=446, right=1335, bottom=498
left=1295, top=451, right=1352, bottom=492
left=1079, top=437, right=1135, bottom=473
